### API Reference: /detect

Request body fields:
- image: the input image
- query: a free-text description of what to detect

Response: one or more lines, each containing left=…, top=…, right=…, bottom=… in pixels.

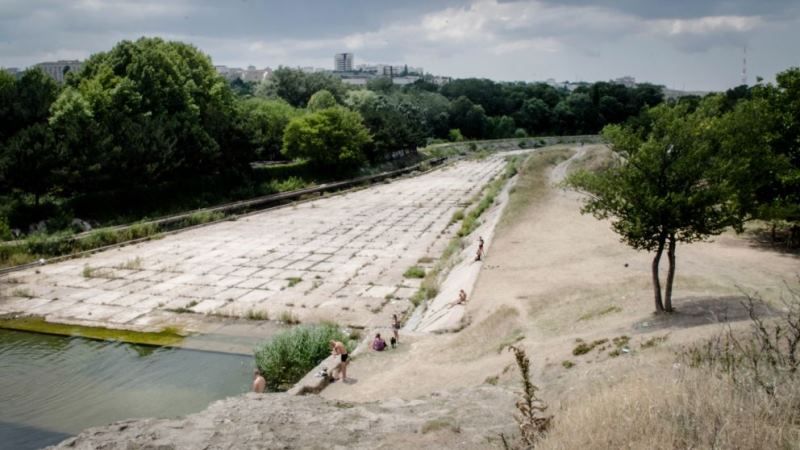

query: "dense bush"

left=254, top=323, right=355, bottom=391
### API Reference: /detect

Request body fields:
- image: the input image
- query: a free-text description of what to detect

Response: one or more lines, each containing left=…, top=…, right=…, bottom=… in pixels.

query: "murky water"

left=0, top=329, right=253, bottom=450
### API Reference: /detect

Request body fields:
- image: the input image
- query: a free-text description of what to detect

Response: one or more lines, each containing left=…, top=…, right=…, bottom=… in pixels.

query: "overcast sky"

left=1, top=0, right=799, bottom=91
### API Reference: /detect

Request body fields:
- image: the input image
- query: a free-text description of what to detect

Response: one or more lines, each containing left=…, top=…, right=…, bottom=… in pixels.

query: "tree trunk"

left=651, top=234, right=666, bottom=312
left=664, top=234, right=676, bottom=312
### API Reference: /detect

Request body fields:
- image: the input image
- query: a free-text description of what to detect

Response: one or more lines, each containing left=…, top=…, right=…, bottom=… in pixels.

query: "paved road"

left=1, top=156, right=510, bottom=331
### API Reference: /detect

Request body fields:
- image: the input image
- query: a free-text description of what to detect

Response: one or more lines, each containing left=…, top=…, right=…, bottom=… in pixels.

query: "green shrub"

left=0, top=216, right=13, bottom=241
left=254, top=323, right=354, bottom=391
left=264, top=176, right=309, bottom=194
left=448, top=129, right=465, bottom=142
left=449, top=209, right=465, bottom=225
left=572, top=338, right=609, bottom=356
left=182, top=211, right=224, bottom=227
left=403, top=265, right=426, bottom=278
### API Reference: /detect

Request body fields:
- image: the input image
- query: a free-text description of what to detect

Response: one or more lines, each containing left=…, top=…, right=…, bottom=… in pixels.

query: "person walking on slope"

left=391, top=314, right=401, bottom=347
left=475, top=236, right=485, bottom=261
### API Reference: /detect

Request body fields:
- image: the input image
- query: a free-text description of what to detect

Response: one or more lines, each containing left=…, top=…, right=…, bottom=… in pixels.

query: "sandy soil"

left=323, top=144, right=799, bottom=403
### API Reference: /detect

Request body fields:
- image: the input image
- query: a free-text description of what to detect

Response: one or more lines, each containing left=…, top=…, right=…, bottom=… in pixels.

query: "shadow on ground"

left=633, top=296, right=778, bottom=332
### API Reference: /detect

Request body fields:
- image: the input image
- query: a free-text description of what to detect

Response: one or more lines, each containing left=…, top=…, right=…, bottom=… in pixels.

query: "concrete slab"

left=2, top=154, right=517, bottom=331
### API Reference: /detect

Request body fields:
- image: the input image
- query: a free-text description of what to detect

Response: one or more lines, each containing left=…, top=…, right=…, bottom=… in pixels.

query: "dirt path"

left=323, top=144, right=799, bottom=403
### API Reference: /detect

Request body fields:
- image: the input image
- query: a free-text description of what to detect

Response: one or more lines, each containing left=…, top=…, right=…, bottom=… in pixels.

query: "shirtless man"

left=475, top=236, right=484, bottom=261
left=330, top=340, right=349, bottom=381
left=451, top=289, right=467, bottom=307
left=252, top=368, right=266, bottom=393
left=391, top=314, right=401, bottom=346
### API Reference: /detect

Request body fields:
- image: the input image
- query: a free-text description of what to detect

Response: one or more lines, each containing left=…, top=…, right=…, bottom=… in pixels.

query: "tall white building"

left=334, top=53, right=354, bottom=72
left=35, top=60, right=82, bottom=83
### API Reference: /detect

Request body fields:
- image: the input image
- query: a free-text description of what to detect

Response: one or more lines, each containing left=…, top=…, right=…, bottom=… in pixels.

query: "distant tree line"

left=3, top=36, right=794, bottom=241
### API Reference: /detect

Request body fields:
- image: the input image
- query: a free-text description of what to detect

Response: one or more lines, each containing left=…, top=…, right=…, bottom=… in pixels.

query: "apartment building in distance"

left=1, top=67, right=21, bottom=79
left=35, top=60, right=83, bottom=83
left=334, top=53, right=354, bottom=72
left=215, top=65, right=272, bottom=82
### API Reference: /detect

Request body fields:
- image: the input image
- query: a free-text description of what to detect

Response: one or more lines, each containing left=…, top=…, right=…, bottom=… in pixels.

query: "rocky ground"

left=50, top=386, right=518, bottom=450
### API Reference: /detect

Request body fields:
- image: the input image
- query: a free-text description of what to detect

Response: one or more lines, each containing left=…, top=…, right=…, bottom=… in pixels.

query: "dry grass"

left=499, top=148, right=572, bottom=229
left=565, top=145, right=615, bottom=175
left=538, top=367, right=800, bottom=450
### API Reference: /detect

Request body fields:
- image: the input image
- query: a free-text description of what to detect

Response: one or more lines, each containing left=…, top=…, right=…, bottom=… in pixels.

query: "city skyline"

left=1, top=0, right=799, bottom=91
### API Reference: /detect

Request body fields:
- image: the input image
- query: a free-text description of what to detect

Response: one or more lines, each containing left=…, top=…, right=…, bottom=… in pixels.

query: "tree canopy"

left=282, top=106, right=372, bottom=170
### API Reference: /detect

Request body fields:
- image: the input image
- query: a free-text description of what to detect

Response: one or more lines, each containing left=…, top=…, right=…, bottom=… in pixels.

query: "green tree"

left=270, top=67, right=345, bottom=107
left=282, top=106, right=372, bottom=170
left=54, top=37, right=244, bottom=191
left=449, top=96, right=488, bottom=139
left=2, top=123, right=61, bottom=206
left=351, top=93, right=426, bottom=161
left=757, top=68, right=800, bottom=242
left=488, top=115, right=517, bottom=139
left=0, top=68, right=60, bottom=201
left=307, top=89, right=338, bottom=111
left=515, top=98, right=552, bottom=134
left=567, top=99, right=774, bottom=312
left=238, top=98, right=302, bottom=160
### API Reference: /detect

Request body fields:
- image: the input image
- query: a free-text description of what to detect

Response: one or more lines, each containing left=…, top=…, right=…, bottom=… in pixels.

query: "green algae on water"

left=0, top=315, right=185, bottom=346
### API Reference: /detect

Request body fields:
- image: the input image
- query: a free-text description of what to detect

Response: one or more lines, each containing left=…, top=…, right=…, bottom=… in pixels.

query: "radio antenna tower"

left=741, top=45, right=748, bottom=86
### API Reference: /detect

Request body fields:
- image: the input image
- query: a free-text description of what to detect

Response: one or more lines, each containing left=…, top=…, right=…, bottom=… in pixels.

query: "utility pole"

left=741, top=45, right=748, bottom=86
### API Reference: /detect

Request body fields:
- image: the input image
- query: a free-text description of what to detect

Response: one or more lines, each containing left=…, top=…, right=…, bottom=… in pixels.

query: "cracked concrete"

left=1, top=156, right=513, bottom=333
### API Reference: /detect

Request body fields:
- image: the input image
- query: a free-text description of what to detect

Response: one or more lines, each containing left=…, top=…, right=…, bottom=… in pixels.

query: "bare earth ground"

left=323, top=144, right=798, bottom=408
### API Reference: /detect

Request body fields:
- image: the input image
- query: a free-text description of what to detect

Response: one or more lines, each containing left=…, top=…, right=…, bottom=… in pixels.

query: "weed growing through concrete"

left=286, top=277, right=302, bottom=287
left=82, top=264, right=115, bottom=279
left=246, top=309, right=270, bottom=321
left=11, top=287, right=34, bottom=298
left=403, top=266, right=426, bottom=279
left=279, top=310, right=300, bottom=324
left=114, top=257, right=143, bottom=271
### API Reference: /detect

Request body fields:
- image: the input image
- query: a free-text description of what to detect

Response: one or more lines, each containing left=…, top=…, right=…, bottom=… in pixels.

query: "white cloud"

left=653, top=15, right=762, bottom=36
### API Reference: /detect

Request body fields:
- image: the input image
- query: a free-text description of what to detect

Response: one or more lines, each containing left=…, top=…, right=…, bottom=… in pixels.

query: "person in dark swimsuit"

left=475, top=236, right=484, bottom=261
left=330, top=340, right=349, bottom=381
left=391, top=314, right=401, bottom=346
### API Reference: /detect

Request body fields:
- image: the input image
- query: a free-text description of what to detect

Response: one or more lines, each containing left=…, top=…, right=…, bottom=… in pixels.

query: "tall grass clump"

left=403, top=265, right=426, bottom=279
left=254, top=323, right=355, bottom=391
left=181, top=211, right=224, bottom=227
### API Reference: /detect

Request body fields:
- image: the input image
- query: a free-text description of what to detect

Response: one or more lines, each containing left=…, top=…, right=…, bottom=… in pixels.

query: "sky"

left=1, top=0, right=799, bottom=91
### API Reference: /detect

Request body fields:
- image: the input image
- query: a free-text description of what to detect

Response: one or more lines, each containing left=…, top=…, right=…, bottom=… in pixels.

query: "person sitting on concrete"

left=451, top=289, right=468, bottom=308
left=372, top=333, right=387, bottom=351
left=252, top=368, right=266, bottom=393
